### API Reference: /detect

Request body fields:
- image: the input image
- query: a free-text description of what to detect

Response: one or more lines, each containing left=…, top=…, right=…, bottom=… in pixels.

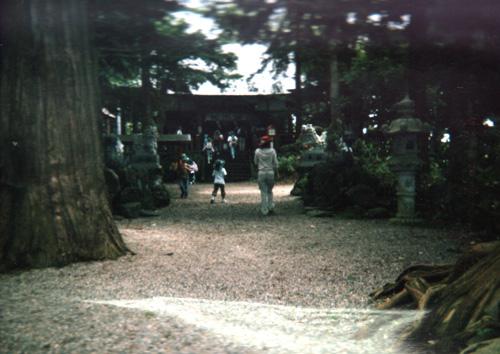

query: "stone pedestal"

left=391, top=166, right=422, bottom=224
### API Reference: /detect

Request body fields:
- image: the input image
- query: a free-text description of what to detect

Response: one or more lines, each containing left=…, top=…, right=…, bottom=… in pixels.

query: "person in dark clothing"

left=172, top=154, right=190, bottom=198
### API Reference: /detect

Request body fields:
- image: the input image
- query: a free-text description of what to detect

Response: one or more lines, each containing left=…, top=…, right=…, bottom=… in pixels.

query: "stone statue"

left=298, top=124, right=324, bottom=148
left=103, top=124, right=170, bottom=218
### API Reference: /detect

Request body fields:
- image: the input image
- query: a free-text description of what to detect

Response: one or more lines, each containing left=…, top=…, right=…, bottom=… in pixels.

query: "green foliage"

left=416, top=126, right=500, bottom=236
left=304, top=158, right=347, bottom=208
left=302, top=141, right=395, bottom=215
left=291, top=174, right=308, bottom=196
left=456, top=129, right=500, bottom=233
left=276, top=143, right=301, bottom=179
left=340, top=44, right=407, bottom=136
left=92, top=1, right=239, bottom=92
left=278, top=142, right=302, bottom=157
left=325, top=128, right=342, bottom=153
left=278, top=155, right=298, bottom=179
left=428, top=160, right=447, bottom=186
left=352, top=139, right=395, bottom=187
left=206, top=0, right=390, bottom=109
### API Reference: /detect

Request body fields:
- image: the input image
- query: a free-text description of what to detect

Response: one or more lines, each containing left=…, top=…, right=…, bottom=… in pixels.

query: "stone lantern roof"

left=382, top=96, right=431, bottom=135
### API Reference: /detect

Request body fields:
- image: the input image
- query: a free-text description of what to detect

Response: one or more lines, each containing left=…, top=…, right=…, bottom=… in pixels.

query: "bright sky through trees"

left=175, top=0, right=295, bottom=95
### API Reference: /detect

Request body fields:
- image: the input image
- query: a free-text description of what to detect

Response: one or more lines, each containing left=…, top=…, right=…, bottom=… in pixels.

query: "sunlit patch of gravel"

left=0, top=182, right=472, bottom=353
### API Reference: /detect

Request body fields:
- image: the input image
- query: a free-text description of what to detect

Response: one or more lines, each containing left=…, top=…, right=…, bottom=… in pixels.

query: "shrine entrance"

left=103, top=89, right=295, bottom=182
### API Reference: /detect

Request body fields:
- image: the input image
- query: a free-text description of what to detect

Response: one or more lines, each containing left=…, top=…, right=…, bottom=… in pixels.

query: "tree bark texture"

left=0, top=0, right=129, bottom=271
left=407, top=244, right=500, bottom=353
left=141, top=55, right=153, bottom=128
left=329, top=52, right=342, bottom=132
left=293, top=48, right=303, bottom=138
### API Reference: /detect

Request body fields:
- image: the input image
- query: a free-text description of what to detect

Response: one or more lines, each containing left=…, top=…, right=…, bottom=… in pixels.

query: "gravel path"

left=0, top=182, right=470, bottom=353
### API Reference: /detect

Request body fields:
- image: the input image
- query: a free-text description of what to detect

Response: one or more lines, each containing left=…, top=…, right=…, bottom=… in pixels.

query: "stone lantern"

left=383, top=96, right=431, bottom=223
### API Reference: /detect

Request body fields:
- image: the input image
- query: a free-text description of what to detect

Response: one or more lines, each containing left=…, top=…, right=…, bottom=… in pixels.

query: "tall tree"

left=207, top=0, right=399, bottom=134
left=92, top=0, right=240, bottom=127
left=0, top=0, right=129, bottom=271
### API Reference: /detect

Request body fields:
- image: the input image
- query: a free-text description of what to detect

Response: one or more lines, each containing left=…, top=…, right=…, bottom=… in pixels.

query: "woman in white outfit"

left=254, top=135, right=278, bottom=216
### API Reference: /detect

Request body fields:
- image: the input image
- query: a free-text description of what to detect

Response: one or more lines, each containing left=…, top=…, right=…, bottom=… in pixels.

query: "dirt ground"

left=119, top=182, right=470, bottom=308
left=0, top=182, right=472, bottom=353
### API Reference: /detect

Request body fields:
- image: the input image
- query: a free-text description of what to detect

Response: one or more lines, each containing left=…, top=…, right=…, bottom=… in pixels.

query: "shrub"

left=277, top=143, right=302, bottom=180
left=278, top=155, right=298, bottom=179
left=352, top=139, right=395, bottom=187
left=302, top=139, right=396, bottom=216
left=417, top=126, right=500, bottom=236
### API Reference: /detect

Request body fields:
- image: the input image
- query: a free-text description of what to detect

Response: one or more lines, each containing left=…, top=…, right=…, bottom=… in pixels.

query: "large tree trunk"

left=0, top=0, right=130, bottom=271
left=329, top=51, right=342, bottom=133
left=141, top=54, right=153, bottom=128
left=407, top=3, right=428, bottom=122
left=293, top=48, right=303, bottom=138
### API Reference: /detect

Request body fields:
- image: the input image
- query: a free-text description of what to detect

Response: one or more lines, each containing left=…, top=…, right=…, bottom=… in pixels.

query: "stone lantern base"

left=390, top=170, right=423, bottom=225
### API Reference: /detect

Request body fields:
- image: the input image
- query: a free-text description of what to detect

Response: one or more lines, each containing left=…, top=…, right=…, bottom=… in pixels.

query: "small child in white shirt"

left=211, top=159, right=228, bottom=204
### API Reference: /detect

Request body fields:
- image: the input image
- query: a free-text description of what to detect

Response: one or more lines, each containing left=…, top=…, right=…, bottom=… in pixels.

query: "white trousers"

left=257, top=171, right=275, bottom=215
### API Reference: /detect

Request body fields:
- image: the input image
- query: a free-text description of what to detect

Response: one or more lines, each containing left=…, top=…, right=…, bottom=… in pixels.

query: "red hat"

left=259, top=135, right=273, bottom=146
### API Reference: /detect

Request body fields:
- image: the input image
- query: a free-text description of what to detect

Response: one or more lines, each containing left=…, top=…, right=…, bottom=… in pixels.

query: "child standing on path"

left=210, top=159, right=227, bottom=204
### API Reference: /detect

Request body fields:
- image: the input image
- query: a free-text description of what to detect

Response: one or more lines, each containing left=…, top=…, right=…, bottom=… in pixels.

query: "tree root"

left=370, top=241, right=500, bottom=354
